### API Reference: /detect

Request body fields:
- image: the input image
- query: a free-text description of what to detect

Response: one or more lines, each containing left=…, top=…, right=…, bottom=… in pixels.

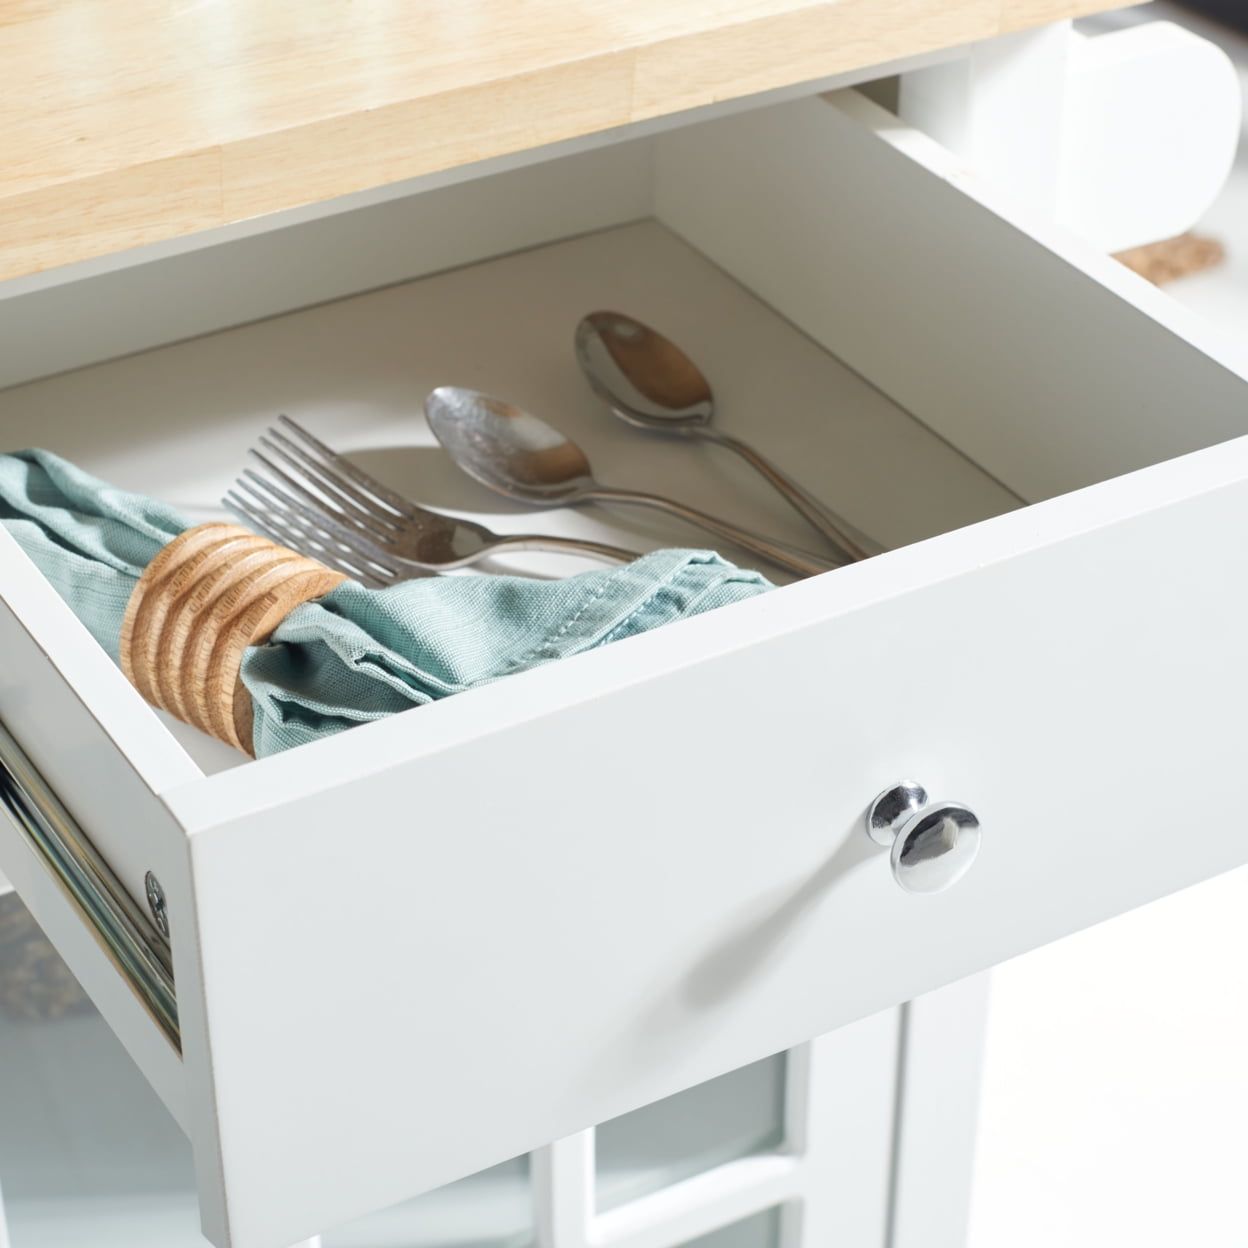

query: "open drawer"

left=3, top=86, right=1248, bottom=1247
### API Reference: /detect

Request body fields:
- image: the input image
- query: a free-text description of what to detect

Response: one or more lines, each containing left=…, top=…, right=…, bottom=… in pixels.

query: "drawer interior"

left=4, top=84, right=1248, bottom=1248
left=4, top=90, right=1243, bottom=798
left=7, top=88, right=1244, bottom=799
left=1, top=93, right=1076, bottom=822
left=0, top=213, right=1019, bottom=783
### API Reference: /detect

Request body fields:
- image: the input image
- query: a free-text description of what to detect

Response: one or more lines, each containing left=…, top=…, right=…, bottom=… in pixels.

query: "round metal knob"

left=865, top=780, right=981, bottom=894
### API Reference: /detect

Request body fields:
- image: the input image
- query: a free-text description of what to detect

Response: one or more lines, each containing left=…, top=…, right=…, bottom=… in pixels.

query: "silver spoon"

left=575, top=310, right=884, bottom=561
left=424, top=387, right=840, bottom=579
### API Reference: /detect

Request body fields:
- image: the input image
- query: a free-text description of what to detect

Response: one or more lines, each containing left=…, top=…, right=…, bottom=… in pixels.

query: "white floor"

left=969, top=8, right=1248, bottom=1246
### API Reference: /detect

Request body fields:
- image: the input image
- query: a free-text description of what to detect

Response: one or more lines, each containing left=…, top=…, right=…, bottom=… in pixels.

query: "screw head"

left=144, top=871, right=170, bottom=939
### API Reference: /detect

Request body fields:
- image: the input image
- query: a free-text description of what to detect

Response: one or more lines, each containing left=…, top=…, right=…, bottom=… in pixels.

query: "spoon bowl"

left=575, top=310, right=883, bottom=561
left=575, top=311, right=713, bottom=432
left=425, top=386, right=594, bottom=503
left=423, top=386, right=838, bottom=579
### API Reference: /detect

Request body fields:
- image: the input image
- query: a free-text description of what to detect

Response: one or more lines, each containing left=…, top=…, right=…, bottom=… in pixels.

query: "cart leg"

left=0, top=1173, right=11, bottom=1248
left=888, top=973, right=992, bottom=1248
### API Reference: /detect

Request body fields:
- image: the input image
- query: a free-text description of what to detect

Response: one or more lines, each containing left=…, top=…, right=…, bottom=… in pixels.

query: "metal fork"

left=224, top=415, right=640, bottom=586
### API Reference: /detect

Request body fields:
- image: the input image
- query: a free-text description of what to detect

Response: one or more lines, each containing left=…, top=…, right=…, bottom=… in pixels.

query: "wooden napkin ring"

left=120, top=524, right=346, bottom=756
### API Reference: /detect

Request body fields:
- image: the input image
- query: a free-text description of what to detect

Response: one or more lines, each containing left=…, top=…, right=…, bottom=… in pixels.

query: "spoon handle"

left=698, top=428, right=885, bottom=560
left=586, top=487, right=841, bottom=578
left=488, top=533, right=639, bottom=563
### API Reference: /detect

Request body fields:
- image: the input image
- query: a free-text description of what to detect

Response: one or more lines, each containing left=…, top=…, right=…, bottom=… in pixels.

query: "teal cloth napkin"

left=0, top=450, right=771, bottom=756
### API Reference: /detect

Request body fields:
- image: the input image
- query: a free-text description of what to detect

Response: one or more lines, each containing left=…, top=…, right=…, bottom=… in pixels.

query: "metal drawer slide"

left=0, top=717, right=179, bottom=1048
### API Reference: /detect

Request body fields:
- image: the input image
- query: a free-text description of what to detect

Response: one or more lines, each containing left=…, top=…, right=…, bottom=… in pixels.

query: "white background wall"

left=969, top=865, right=1248, bottom=1246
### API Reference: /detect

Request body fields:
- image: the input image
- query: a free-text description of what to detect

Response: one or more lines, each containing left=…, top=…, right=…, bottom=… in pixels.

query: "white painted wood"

left=889, top=976, right=991, bottom=1248
left=0, top=537, right=201, bottom=906
left=899, top=23, right=1073, bottom=218
left=0, top=532, right=232, bottom=1241
left=161, top=432, right=1248, bottom=1247
left=2, top=75, right=1248, bottom=1248
left=593, top=1054, right=787, bottom=1215
left=780, top=1013, right=900, bottom=1248
left=594, top=1155, right=799, bottom=1248
left=0, top=141, right=652, bottom=393
left=0, top=557, right=193, bottom=1131
left=533, top=1134, right=595, bottom=1248
left=1057, top=22, right=1242, bottom=252
left=0, top=550, right=232, bottom=1241
left=0, top=867, right=11, bottom=897
left=654, top=89, right=1248, bottom=502
left=534, top=1014, right=897, bottom=1248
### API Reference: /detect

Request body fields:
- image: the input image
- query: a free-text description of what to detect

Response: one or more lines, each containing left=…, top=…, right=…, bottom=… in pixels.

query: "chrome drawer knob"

left=865, top=780, right=981, bottom=894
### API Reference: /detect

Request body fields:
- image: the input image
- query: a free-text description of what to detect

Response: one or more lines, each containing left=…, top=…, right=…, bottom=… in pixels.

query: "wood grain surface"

left=0, top=0, right=1130, bottom=283
left=119, top=524, right=345, bottom=755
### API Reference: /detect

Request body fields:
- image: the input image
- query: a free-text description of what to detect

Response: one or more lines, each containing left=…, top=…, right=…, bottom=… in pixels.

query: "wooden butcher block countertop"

left=1, top=0, right=1129, bottom=284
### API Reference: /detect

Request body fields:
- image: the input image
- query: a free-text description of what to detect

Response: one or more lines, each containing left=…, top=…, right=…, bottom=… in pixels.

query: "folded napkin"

left=0, top=450, right=771, bottom=757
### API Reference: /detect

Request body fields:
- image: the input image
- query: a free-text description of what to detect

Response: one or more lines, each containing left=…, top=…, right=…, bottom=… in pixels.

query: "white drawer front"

left=1, top=85, right=1246, bottom=1248
left=171, top=441, right=1248, bottom=1247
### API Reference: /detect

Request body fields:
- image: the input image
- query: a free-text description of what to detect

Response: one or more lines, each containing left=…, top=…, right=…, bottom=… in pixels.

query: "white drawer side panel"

left=653, top=90, right=1248, bottom=502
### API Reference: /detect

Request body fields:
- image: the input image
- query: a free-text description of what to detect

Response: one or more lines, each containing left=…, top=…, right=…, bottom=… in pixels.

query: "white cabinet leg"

left=779, top=1008, right=903, bottom=1248
left=888, top=973, right=991, bottom=1248
left=533, top=1021, right=901, bottom=1248
left=532, top=1132, right=594, bottom=1248
left=0, top=1174, right=11, bottom=1248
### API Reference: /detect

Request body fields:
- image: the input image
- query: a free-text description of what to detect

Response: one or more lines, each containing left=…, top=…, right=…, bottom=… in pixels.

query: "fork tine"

left=251, top=445, right=399, bottom=546
left=233, top=471, right=367, bottom=558
left=224, top=490, right=323, bottom=566
left=226, top=489, right=398, bottom=588
left=277, top=414, right=423, bottom=517
left=233, top=473, right=404, bottom=582
left=223, top=491, right=371, bottom=583
left=226, top=487, right=353, bottom=573
left=224, top=492, right=387, bottom=588
left=260, top=430, right=402, bottom=537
